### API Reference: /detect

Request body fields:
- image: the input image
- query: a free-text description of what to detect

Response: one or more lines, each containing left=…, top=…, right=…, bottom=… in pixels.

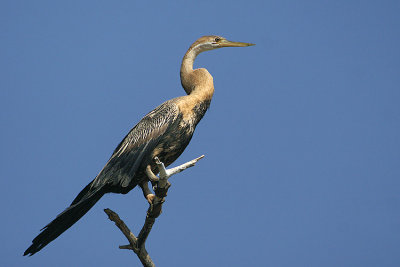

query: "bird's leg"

left=143, top=164, right=161, bottom=204
left=145, top=165, right=159, bottom=182
left=143, top=155, right=204, bottom=205
left=139, top=181, right=155, bottom=204
left=105, top=154, right=205, bottom=259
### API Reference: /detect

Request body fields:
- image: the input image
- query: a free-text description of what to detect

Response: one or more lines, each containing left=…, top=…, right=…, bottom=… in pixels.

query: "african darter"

left=24, top=36, right=254, bottom=256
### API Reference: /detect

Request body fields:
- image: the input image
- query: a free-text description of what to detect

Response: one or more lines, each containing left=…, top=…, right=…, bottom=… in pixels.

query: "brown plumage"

left=24, top=35, right=254, bottom=256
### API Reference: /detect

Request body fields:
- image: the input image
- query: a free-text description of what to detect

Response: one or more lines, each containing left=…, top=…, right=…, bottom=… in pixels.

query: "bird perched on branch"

left=24, top=35, right=254, bottom=256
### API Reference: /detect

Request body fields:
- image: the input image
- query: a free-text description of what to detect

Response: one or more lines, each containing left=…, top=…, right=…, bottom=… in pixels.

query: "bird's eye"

left=214, top=37, right=221, bottom=42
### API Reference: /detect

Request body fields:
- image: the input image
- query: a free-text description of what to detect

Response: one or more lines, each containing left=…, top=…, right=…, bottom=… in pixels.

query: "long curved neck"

left=180, top=46, right=214, bottom=101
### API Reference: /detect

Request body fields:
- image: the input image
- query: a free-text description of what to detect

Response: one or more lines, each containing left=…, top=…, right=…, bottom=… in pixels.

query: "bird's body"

left=24, top=35, right=254, bottom=256
left=95, top=94, right=212, bottom=195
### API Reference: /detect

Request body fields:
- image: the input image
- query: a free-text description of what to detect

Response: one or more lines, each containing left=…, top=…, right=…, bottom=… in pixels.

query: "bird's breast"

left=150, top=97, right=211, bottom=169
left=176, top=97, right=211, bottom=125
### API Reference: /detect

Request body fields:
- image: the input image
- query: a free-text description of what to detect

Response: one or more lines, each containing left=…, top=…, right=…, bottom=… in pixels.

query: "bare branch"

left=104, top=208, right=154, bottom=267
left=156, top=155, right=204, bottom=179
left=105, top=155, right=204, bottom=266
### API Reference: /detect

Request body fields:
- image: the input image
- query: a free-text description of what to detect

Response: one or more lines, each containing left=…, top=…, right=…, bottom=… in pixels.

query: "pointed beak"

left=219, top=39, right=255, bottom=47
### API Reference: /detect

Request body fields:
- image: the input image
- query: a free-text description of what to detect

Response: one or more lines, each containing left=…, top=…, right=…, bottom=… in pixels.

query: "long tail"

left=24, top=182, right=105, bottom=256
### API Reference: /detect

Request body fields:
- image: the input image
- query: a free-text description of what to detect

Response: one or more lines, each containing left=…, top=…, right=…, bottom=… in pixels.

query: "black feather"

left=24, top=96, right=211, bottom=255
left=24, top=187, right=104, bottom=256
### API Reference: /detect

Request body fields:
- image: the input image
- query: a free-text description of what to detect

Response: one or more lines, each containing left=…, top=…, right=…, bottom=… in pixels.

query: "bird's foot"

left=145, top=165, right=159, bottom=182
left=146, top=194, right=155, bottom=204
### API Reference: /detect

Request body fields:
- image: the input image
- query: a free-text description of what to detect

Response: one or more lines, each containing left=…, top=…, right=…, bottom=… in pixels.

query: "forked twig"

left=105, top=155, right=204, bottom=267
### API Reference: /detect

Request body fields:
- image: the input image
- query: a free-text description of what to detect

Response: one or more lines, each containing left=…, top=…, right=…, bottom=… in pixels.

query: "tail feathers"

left=70, top=180, right=94, bottom=206
left=24, top=189, right=104, bottom=256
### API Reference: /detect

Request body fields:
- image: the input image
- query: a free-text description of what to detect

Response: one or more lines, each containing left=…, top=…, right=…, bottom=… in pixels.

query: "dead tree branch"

left=104, top=155, right=204, bottom=267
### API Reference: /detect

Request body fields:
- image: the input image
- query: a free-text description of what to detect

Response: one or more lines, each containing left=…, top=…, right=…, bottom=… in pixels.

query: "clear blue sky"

left=1, top=1, right=399, bottom=266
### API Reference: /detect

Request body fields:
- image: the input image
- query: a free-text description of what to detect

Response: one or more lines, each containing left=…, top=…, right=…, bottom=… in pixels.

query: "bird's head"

left=189, top=35, right=255, bottom=54
left=181, top=35, right=254, bottom=94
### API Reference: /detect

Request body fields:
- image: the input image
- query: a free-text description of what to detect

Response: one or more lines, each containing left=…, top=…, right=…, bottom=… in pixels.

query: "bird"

left=24, top=35, right=254, bottom=256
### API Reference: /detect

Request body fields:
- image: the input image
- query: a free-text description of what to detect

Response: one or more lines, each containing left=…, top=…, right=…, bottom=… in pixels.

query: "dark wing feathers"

left=91, top=100, right=179, bottom=189
left=24, top=100, right=181, bottom=256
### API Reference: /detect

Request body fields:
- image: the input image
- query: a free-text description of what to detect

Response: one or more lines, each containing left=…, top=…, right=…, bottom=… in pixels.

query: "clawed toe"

left=146, top=194, right=155, bottom=204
